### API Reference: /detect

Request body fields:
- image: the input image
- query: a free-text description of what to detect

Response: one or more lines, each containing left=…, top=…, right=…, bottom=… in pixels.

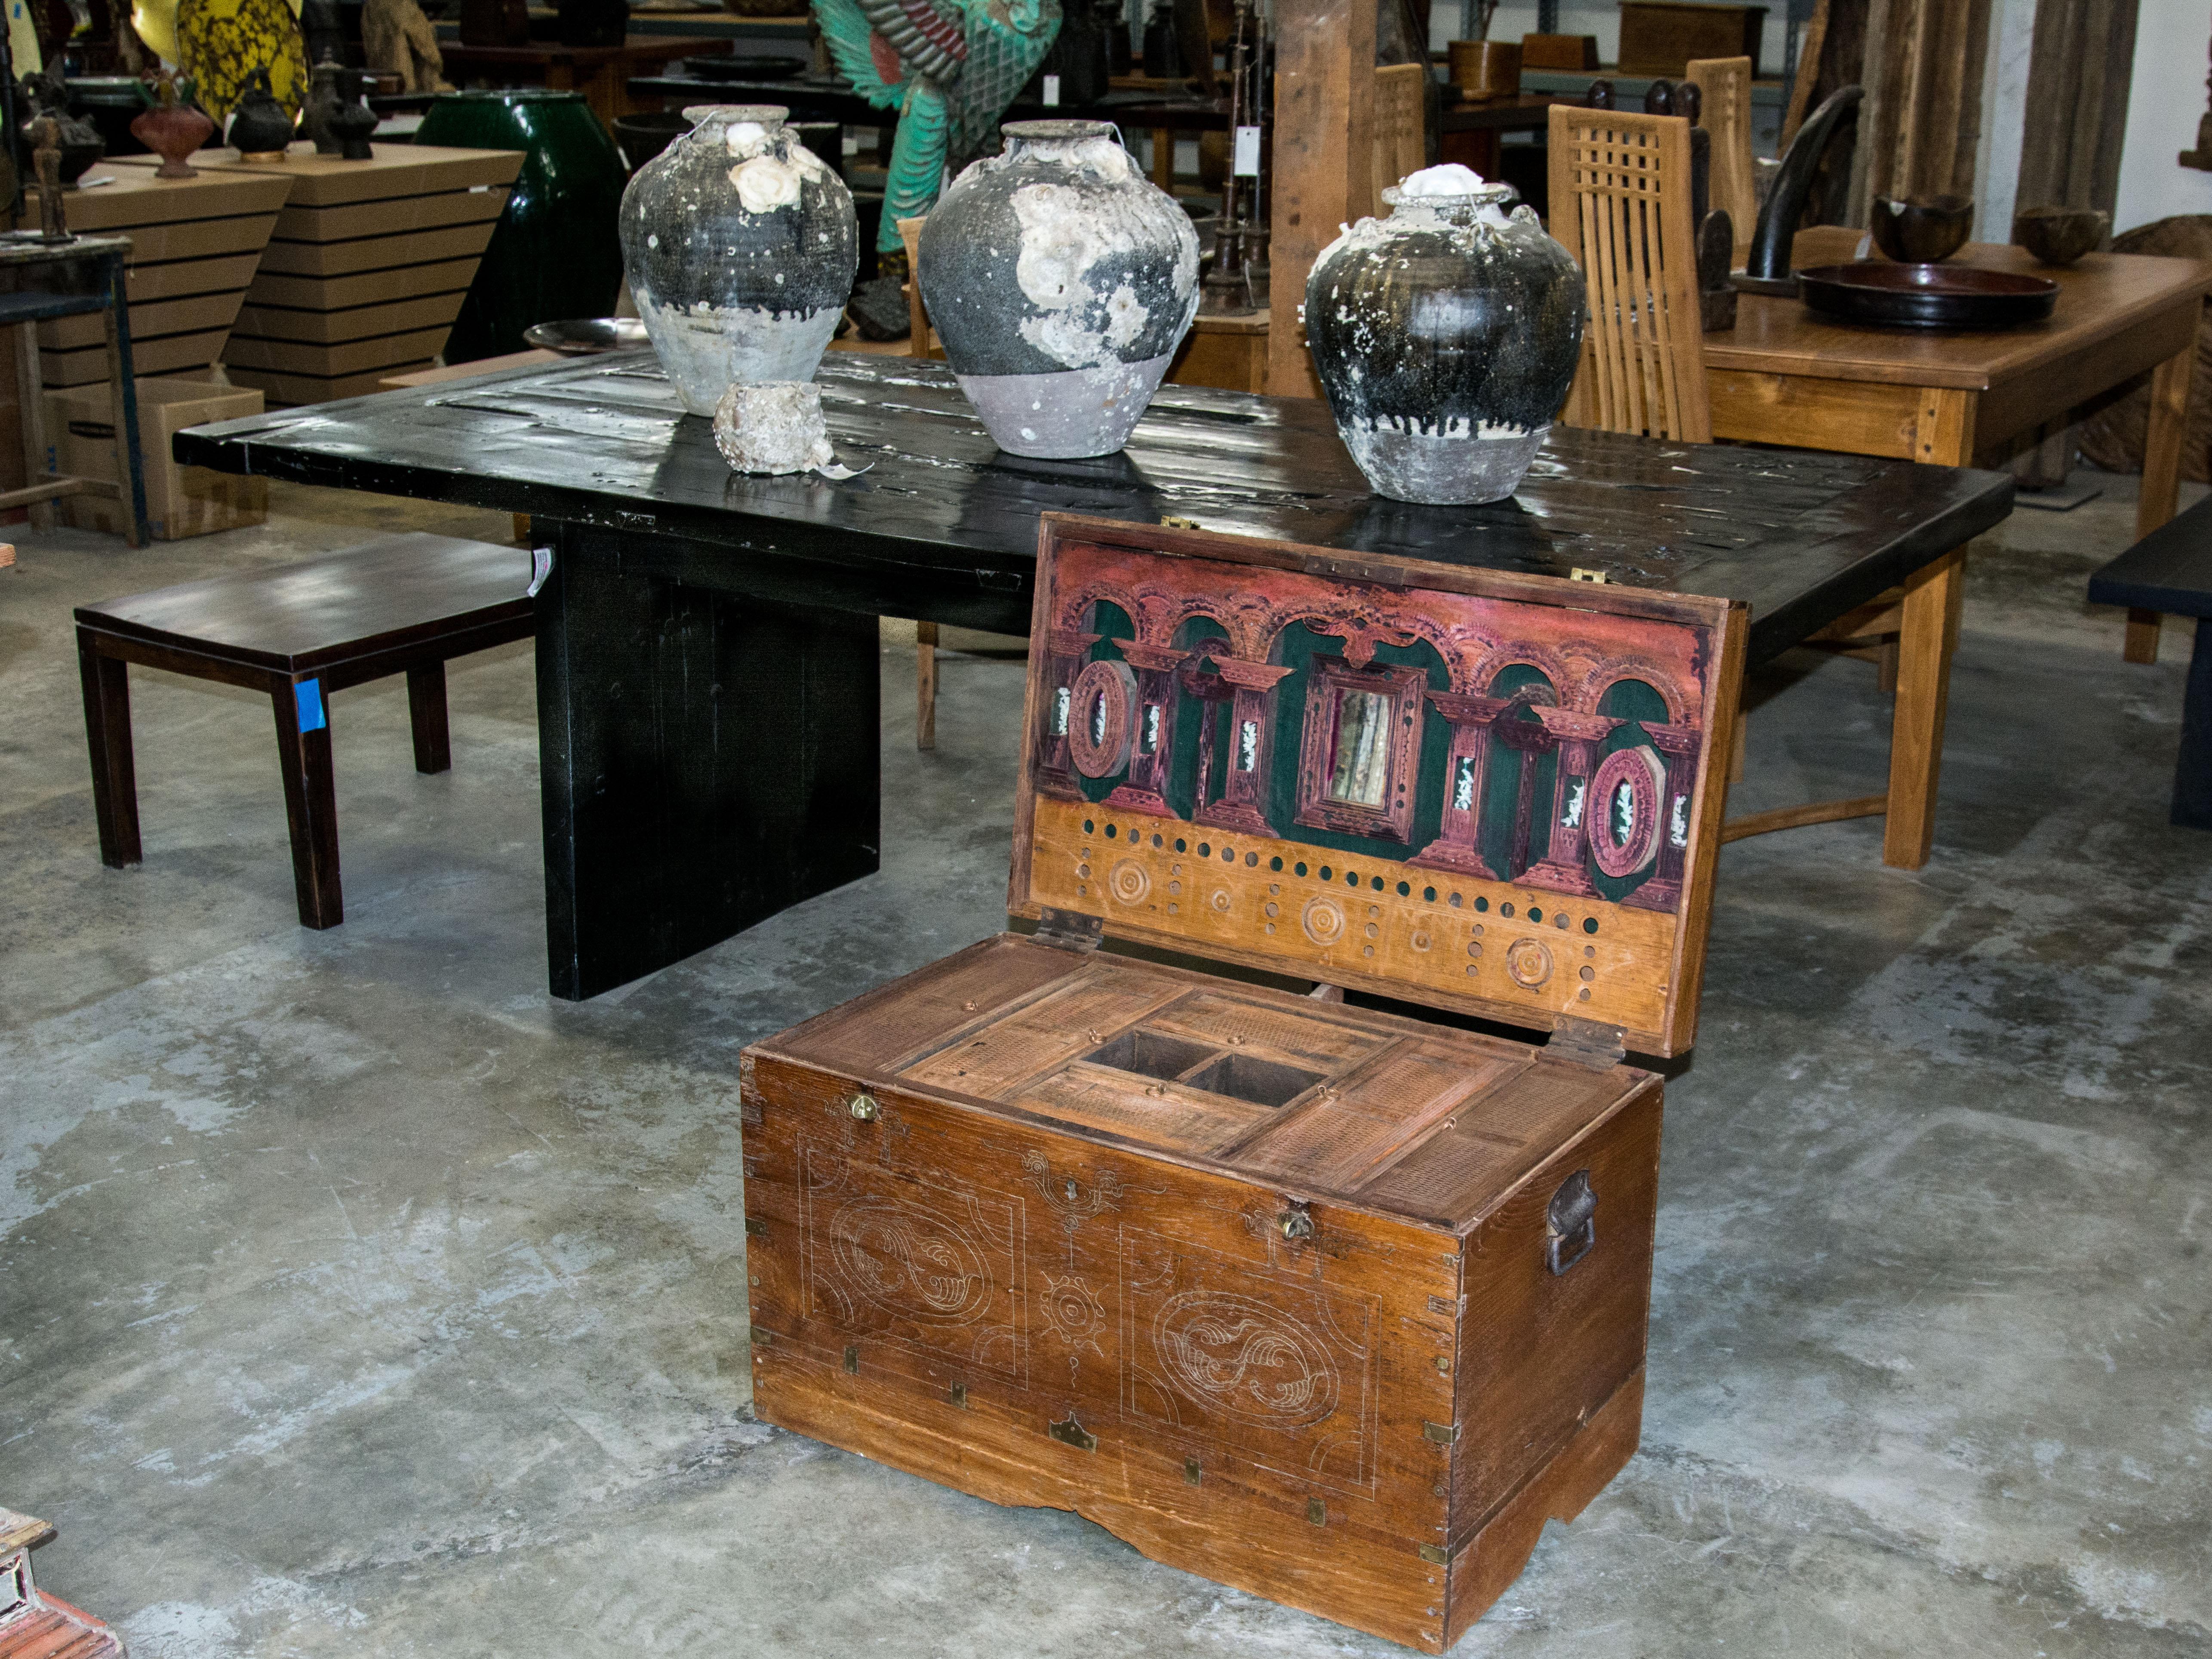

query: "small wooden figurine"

left=0, top=1506, right=124, bottom=1659
left=362, top=0, right=454, bottom=92
left=740, top=514, right=1747, bottom=1651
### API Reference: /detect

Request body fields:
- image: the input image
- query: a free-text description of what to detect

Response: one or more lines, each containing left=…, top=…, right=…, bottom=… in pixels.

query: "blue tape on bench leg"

left=295, top=678, right=327, bottom=734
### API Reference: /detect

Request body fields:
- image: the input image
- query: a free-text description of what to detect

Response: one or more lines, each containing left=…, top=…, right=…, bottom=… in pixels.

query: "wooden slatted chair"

left=1547, top=104, right=1712, bottom=443
left=1373, top=62, right=1427, bottom=201
left=1683, top=55, right=1758, bottom=261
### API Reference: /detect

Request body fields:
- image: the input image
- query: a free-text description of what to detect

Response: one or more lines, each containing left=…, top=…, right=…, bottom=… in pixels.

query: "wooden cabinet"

left=741, top=514, right=1747, bottom=1649
left=1616, top=1, right=1767, bottom=78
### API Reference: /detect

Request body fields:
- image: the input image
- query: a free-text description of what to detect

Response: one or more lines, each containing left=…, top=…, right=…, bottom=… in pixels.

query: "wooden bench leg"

left=1884, top=543, right=1967, bottom=870
left=78, top=637, right=141, bottom=867
left=407, top=661, right=452, bottom=774
left=272, top=677, right=343, bottom=928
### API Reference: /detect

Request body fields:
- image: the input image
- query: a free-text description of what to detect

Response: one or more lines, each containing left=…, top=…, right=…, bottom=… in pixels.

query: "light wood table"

left=1704, top=225, right=2212, bottom=865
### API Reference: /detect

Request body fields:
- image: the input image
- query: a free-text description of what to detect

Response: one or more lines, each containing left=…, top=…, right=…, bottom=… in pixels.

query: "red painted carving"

left=1034, top=546, right=1714, bottom=911
left=1588, top=745, right=1667, bottom=878
left=1069, top=659, right=1139, bottom=779
left=1294, top=657, right=1427, bottom=843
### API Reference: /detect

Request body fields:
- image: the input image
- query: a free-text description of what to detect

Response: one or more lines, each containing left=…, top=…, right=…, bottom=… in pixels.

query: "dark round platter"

left=1797, top=261, right=2059, bottom=330
left=682, top=55, right=805, bottom=81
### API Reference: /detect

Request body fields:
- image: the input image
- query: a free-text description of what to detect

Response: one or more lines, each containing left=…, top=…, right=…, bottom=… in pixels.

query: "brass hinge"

left=748, top=1327, right=773, bottom=1346
left=1422, top=1420, right=1458, bottom=1445
left=744, top=1217, right=765, bottom=1238
left=1048, top=1414, right=1098, bottom=1452
left=1418, top=1543, right=1449, bottom=1565
left=1545, top=1015, right=1626, bottom=1071
left=1034, top=906, right=1105, bottom=953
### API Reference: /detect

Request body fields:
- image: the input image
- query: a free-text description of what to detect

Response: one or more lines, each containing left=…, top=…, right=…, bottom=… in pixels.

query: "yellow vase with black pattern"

left=175, top=0, right=310, bottom=123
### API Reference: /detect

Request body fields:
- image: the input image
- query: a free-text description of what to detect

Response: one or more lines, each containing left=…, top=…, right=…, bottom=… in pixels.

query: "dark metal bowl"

left=523, top=317, right=653, bottom=354
left=612, top=110, right=692, bottom=172
left=682, top=54, right=804, bottom=80
left=2011, top=205, right=2110, bottom=267
left=1796, top=262, right=2058, bottom=331
left=1869, top=194, right=1974, bottom=264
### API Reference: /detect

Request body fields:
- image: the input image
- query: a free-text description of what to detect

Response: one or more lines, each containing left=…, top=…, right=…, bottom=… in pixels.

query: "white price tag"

left=1043, top=73, right=1061, bottom=106
left=1233, top=125, right=1261, bottom=176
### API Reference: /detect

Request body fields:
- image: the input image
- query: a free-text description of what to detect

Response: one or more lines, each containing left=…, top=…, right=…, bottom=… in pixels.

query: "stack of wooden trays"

left=24, top=169, right=291, bottom=391
left=111, top=143, right=522, bottom=406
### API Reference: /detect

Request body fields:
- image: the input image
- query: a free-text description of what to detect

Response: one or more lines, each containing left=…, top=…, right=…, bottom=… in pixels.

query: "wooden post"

left=1265, top=0, right=1373, bottom=399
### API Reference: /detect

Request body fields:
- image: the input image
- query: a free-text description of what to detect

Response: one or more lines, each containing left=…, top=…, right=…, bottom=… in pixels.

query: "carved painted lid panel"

left=1010, top=515, right=1748, bottom=1057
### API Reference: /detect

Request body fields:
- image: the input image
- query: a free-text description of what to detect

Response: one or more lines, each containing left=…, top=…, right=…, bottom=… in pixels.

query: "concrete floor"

left=1, top=472, right=2208, bottom=1657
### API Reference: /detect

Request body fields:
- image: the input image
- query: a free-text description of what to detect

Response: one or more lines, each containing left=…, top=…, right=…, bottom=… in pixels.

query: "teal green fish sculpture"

left=815, top=0, right=1063, bottom=256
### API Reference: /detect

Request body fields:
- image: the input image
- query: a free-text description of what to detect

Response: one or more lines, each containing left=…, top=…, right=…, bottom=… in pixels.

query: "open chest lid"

left=1009, top=514, right=1748, bottom=1059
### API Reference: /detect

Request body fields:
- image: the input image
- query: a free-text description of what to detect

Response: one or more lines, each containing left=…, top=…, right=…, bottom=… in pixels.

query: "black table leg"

left=2175, top=618, right=2212, bottom=830
left=535, top=524, right=882, bottom=1000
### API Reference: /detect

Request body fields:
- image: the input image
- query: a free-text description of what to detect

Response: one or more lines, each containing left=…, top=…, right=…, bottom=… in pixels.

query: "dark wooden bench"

left=2089, top=498, right=2212, bottom=828
left=75, top=533, right=538, bottom=927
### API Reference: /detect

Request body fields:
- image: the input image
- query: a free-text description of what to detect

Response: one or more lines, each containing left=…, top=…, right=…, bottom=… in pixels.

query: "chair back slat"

left=1547, top=105, right=1712, bottom=443
left=1372, top=63, right=1428, bottom=203
left=1684, top=55, right=1757, bottom=258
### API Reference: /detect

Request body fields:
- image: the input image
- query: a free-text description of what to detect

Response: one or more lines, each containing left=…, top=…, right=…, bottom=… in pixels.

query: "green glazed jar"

left=417, top=89, right=627, bottom=362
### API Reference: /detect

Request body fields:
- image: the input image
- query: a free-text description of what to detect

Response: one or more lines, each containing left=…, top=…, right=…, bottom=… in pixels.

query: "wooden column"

left=1265, top=0, right=1374, bottom=399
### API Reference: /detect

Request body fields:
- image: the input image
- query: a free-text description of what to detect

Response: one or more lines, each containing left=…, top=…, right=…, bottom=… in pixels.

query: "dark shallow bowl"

left=523, top=317, right=652, bottom=354
left=1869, top=194, right=1974, bottom=263
left=682, top=54, right=803, bottom=80
left=2012, top=204, right=2110, bottom=266
left=612, top=109, right=692, bottom=171
left=1797, top=261, right=2059, bottom=330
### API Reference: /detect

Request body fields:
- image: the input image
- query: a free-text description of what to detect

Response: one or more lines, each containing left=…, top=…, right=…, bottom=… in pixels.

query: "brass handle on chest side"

left=1278, top=1203, right=1314, bottom=1242
left=1546, top=1170, right=1596, bottom=1274
left=848, top=1092, right=879, bottom=1122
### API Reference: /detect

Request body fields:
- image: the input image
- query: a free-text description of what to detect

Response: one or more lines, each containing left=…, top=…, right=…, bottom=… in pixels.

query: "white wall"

left=2114, top=0, right=2212, bottom=233
left=1975, top=0, right=2038, bottom=241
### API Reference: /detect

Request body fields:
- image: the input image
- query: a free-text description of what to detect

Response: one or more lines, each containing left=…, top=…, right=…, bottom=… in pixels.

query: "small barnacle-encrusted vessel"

left=1305, top=170, right=1587, bottom=505
left=917, top=119, right=1200, bottom=459
left=620, top=104, right=858, bottom=416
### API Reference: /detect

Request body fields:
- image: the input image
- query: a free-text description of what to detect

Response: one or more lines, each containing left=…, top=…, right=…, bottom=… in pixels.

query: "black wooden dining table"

left=175, top=351, right=2013, bottom=1000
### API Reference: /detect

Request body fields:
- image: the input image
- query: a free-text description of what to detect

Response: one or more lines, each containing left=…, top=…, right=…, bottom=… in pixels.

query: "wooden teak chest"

left=740, top=515, right=1745, bottom=1650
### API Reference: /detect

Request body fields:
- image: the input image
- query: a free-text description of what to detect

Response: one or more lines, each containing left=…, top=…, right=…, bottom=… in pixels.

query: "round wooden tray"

left=1796, top=261, right=2059, bottom=330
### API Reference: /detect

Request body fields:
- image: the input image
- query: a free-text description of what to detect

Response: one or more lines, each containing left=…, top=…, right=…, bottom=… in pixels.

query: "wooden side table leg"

left=1883, top=544, right=1967, bottom=869
left=16, top=320, right=55, bottom=532
left=2175, top=619, right=2212, bottom=829
left=407, top=661, right=452, bottom=774
left=916, top=619, right=938, bottom=751
left=2126, top=346, right=2195, bottom=666
left=78, top=637, right=142, bottom=866
left=272, top=676, right=344, bottom=927
left=104, top=252, right=151, bottom=549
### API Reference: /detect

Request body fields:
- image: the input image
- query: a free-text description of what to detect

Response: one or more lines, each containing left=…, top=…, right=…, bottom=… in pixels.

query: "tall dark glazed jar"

left=1305, top=177, right=1587, bottom=505
left=917, top=120, right=1198, bottom=459
left=620, top=104, right=858, bottom=416
left=418, top=89, right=627, bottom=361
